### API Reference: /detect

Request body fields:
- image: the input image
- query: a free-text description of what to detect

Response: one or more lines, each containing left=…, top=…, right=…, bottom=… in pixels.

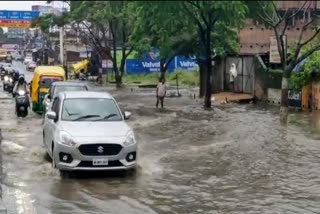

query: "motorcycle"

left=14, top=90, right=29, bottom=117
left=3, top=75, right=13, bottom=92
left=0, top=69, right=5, bottom=81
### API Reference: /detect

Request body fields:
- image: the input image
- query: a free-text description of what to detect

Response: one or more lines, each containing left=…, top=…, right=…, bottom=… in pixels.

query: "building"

left=239, top=1, right=319, bottom=57
left=211, top=1, right=320, bottom=100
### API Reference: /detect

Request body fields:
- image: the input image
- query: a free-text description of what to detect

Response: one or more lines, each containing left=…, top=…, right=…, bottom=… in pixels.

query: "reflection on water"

left=2, top=90, right=320, bottom=213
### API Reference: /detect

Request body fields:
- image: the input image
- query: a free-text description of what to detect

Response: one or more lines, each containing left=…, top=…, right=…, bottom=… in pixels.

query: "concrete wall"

left=254, top=57, right=282, bottom=101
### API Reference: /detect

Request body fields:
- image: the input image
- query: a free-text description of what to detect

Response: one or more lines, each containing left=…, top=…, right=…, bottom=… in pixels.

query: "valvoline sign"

left=126, top=49, right=198, bottom=74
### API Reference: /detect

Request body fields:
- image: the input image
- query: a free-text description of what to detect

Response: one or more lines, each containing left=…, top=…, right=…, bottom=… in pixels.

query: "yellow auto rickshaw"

left=31, top=66, right=65, bottom=113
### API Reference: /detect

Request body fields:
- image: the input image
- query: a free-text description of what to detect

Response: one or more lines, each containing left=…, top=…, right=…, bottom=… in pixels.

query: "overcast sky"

left=0, top=1, right=65, bottom=10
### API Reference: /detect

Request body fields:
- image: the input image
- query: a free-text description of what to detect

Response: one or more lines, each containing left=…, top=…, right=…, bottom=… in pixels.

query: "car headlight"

left=4, top=76, right=8, bottom=81
left=18, top=90, right=25, bottom=96
left=58, top=131, right=76, bottom=147
left=9, top=78, right=13, bottom=82
left=124, top=132, right=136, bottom=147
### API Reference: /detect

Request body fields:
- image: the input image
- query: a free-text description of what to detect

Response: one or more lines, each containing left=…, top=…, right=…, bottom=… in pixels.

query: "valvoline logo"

left=149, top=51, right=159, bottom=60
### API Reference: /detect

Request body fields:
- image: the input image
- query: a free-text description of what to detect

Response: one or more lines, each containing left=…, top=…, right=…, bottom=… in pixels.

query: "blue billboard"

left=125, top=56, right=197, bottom=74
left=0, top=10, right=40, bottom=20
left=125, top=48, right=198, bottom=74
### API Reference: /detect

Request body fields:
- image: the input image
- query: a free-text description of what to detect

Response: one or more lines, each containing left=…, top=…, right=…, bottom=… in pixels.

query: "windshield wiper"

left=64, top=107, right=79, bottom=116
left=94, top=114, right=118, bottom=121
left=72, top=114, right=101, bottom=121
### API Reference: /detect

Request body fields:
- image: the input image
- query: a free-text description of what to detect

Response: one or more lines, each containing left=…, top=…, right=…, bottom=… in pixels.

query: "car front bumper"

left=53, top=142, right=137, bottom=171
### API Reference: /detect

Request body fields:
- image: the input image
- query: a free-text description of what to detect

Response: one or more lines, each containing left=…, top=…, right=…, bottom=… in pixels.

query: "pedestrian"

left=229, top=63, right=237, bottom=93
left=156, top=77, right=167, bottom=109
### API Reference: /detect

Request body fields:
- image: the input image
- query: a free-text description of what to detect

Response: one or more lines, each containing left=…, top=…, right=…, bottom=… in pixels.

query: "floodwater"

left=1, top=69, right=320, bottom=213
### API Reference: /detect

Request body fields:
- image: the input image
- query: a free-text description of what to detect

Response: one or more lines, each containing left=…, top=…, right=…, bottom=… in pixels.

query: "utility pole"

left=59, top=26, right=64, bottom=65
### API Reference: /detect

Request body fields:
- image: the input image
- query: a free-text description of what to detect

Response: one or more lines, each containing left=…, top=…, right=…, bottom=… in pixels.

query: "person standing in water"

left=156, top=77, right=167, bottom=109
left=229, top=63, right=237, bottom=93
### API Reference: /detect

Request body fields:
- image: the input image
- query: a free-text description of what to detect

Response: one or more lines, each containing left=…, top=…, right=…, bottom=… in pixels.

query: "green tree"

left=252, top=1, right=320, bottom=123
left=34, top=1, right=134, bottom=87
left=130, top=1, right=246, bottom=107
left=68, top=1, right=134, bottom=87
left=130, top=1, right=196, bottom=81
left=183, top=1, right=247, bottom=108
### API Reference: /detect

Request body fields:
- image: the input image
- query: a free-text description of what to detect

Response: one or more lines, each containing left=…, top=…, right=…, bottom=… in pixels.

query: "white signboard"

left=269, top=35, right=286, bottom=64
left=106, top=59, right=113, bottom=68
left=102, top=60, right=107, bottom=68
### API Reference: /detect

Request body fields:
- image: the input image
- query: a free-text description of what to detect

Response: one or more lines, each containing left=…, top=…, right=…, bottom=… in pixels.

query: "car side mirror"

left=47, top=111, right=57, bottom=121
left=124, top=111, right=132, bottom=120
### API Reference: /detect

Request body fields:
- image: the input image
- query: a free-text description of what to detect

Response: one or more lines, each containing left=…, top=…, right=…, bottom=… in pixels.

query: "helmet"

left=18, top=74, right=25, bottom=83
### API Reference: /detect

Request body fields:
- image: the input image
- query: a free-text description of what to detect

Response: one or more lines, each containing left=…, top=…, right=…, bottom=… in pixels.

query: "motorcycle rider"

left=13, top=75, right=29, bottom=114
left=13, top=74, right=29, bottom=96
left=13, top=70, right=20, bottom=85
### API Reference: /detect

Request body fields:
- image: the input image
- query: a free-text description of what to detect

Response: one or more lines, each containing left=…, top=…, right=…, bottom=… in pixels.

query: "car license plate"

left=93, top=158, right=108, bottom=166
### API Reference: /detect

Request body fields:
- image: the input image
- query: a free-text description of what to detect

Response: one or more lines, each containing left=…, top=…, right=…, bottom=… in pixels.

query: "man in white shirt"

left=156, top=77, right=167, bottom=108
left=229, top=63, right=237, bottom=92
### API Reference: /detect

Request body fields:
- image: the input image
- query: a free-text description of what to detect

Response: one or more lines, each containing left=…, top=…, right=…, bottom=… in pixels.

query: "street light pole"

left=59, top=26, right=64, bottom=65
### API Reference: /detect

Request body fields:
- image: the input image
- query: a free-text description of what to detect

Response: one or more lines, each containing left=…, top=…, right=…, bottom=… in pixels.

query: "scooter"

left=14, top=90, right=30, bottom=118
left=3, top=75, right=13, bottom=92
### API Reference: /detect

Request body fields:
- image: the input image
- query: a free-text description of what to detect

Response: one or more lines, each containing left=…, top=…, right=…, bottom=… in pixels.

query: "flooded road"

left=1, top=75, right=320, bottom=213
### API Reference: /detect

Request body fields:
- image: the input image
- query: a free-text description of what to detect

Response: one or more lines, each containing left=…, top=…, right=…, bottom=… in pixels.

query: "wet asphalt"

left=1, top=62, right=320, bottom=213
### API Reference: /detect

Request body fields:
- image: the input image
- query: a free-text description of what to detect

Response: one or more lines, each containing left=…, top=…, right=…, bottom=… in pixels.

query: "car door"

left=46, top=97, right=60, bottom=153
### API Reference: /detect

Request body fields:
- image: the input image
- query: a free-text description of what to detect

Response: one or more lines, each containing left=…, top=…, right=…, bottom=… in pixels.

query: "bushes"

left=289, top=51, right=320, bottom=90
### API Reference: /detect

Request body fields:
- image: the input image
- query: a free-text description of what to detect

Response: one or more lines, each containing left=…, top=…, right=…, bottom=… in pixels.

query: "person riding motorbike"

left=13, top=75, right=29, bottom=96
left=13, top=70, right=20, bottom=84
left=13, top=75, right=30, bottom=114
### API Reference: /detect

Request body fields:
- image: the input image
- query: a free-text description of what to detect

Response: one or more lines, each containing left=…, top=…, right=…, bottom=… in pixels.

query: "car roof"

left=61, top=91, right=113, bottom=99
left=52, top=81, right=88, bottom=87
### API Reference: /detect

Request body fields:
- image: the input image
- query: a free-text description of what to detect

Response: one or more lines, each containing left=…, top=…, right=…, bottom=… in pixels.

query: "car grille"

left=78, top=144, right=122, bottom=156
left=77, top=160, right=123, bottom=168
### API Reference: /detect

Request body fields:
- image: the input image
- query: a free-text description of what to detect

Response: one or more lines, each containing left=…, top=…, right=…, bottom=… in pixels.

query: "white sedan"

left=43, top=91, right=137, bottom=174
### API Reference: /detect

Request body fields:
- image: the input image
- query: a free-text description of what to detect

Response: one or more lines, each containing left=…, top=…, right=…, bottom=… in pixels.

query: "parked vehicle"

left=14, top=89, right=30, bottom=117
left=31, top=66, right=65, bottom=113
left=43, top=81, right=89, bottom=114
left=43, top=91, right=136, bottom=173
left=72, top=59, right=89, bottom=79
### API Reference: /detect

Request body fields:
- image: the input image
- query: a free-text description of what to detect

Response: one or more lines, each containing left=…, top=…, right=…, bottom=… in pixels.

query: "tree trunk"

left=199, top=62, right=206, bottom=98
left=113, top=42, right=121, bottom=88
left=280, top=76, right=289, bottom=124
left=160, top=58, right=166, bottom=81
left=119, top=57, right=125, bottom=77
left=204, top=57, right=212, bottom=108
left=204, top=26, right=212, bottom=108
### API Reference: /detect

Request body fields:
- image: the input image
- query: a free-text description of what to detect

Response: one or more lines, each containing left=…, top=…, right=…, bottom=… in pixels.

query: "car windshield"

left=62, top=98, right=122, bottom=121
left=53, top=86, right=87, bottom=98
